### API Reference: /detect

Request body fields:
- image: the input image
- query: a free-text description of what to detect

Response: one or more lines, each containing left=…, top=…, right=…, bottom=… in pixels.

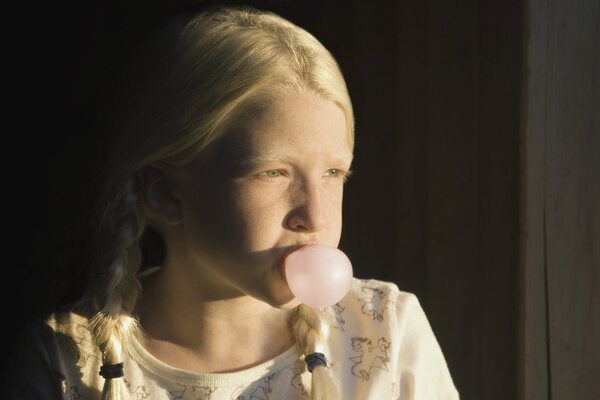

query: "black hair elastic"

left=305, top=352, right=327, bottom=372
left=99, top=362, right=124, bottom=379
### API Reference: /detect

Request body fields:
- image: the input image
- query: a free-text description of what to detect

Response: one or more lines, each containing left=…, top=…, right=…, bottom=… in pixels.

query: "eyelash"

left=257, top=169, right=353, bottom=182
left=261, top=169, right=285, bottom=178
left=325, top=169, right=353, bottom=183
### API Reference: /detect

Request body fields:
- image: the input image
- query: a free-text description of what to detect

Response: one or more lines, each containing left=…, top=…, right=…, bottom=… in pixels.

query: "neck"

left=138, top=265, right=296, bottom=373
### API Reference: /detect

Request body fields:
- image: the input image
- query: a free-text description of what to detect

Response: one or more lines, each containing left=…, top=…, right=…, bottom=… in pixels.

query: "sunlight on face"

left=168, top=91, right=353, bottom=305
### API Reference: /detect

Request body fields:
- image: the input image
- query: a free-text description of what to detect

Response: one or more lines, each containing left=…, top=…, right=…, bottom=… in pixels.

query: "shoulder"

left=17, top=310, right=99, bottom=367
left=343, top=277, right=437, bottom=338
left=4, top=310, right=110, bottom=400
left=10, top=311, right=98, bottom=365
left=46, top=310, right=95, bottom=341
left=8, top=312, right=87, bottom=361
left=343, top=277, right=420, bottom=319
left=322, top=277, right=420, bottom=337
left=347, top=277, right=412, bottom=299
left=331, top=277, right=449, bottom=358
left=334, top=278, right=460, bottom=398
left=3, top=314, right=82, bottom=400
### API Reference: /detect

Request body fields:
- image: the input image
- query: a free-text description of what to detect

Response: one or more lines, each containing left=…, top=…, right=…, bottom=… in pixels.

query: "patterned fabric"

left=5, top=278, right=459, bottom=399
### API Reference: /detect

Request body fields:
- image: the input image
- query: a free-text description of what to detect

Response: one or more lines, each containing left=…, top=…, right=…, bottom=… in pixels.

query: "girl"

left=5, top=5, right=459, bottom=399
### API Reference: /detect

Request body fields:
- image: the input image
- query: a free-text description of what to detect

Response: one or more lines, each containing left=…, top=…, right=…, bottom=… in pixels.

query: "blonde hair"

left=83, top=5, right=354, bottom=399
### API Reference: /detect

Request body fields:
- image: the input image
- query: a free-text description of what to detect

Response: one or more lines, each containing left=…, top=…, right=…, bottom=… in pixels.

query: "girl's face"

left=167, top=91, right=353, bottom=307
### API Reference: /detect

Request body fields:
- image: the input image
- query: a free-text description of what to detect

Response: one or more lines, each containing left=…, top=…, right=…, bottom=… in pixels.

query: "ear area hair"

left=137, top=164, right=184, bottom=226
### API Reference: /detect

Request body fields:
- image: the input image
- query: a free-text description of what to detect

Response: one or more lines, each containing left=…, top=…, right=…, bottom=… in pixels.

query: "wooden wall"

left=520, top=0, right=600, bottom=398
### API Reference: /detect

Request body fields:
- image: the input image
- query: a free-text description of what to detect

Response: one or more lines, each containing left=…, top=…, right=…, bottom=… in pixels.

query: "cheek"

left=181, top=181, right=247, bottom=250
left=232, top=184, right=290, bottom=245
left=323, top=185, right=345, bottom=242
left=325, top=182, right=345, bottom=211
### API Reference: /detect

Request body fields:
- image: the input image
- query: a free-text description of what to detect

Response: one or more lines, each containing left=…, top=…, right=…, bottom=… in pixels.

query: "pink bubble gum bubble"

left=283, top=244, right=353, bottom=308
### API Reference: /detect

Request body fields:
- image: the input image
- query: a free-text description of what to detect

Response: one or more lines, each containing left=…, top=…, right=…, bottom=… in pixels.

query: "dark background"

left=4, top=0, right=524, bottom=398
left=5, top=1, right=599, bottom=399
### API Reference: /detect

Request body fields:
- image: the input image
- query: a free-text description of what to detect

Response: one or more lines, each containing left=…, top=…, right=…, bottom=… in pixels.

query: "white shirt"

left=5, top=278, right=459, bottom=399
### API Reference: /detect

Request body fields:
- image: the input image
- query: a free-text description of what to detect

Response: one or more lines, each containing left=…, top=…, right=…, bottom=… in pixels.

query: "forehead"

left=215, top=91, right=353, bottom=160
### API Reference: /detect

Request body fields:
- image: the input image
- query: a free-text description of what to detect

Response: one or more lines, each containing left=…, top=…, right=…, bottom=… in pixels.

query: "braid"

left=91, top=177, right=145, bottom=312
left=291, top=304, right=338, bottom=400
left=86, top=176, right=146, bottom=400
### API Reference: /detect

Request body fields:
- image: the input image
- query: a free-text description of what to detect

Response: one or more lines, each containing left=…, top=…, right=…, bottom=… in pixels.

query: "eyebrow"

left=239, top=153, right=354, bottom=167
left=239, top=154, right=294, bottom=165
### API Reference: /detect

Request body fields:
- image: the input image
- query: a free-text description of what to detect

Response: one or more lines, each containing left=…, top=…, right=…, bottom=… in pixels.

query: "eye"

left=324, top=169, right=353, bottom=182
left=258, top=169, right=285, bottom=178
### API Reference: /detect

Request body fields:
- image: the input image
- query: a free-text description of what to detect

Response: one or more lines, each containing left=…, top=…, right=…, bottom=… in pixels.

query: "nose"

left=286, top=180, right=326, bottom=233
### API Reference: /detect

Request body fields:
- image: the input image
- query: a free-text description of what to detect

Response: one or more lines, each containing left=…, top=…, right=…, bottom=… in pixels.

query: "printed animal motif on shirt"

left=349, top=337, right=391, bottom=381
left=331, top=303, right=346, bottom=332
left=65, top=323, right=99, bottom=368
left=168, top=383, right=187, bottom=399
left=230, top=372, right=276, bottom=399
left=130, top=385, right=151, bottom=399
left=290, top=359, right=310, bottom=397
left=191, top=385, right=217, bottom=399
left=327, top=302, right=347, bottom=331
left=358, top=286, right=391, bottom=322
